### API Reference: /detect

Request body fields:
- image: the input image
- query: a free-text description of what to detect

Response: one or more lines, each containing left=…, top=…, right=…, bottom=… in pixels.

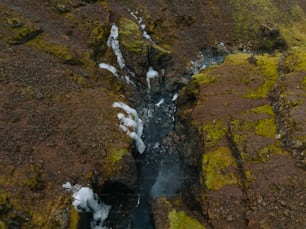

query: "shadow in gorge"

left=77, top=181, right=138, bottom=229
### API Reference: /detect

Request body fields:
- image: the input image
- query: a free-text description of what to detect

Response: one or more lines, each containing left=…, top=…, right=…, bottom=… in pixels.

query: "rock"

left=56, top=4, right=70, bottom=14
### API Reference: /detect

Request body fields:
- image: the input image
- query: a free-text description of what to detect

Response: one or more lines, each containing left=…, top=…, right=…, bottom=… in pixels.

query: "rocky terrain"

left=0, top=0, right=305, bottom=228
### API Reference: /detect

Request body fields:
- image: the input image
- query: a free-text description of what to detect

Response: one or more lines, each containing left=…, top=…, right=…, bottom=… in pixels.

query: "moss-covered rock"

left=169, top=210, right=206, bottom=229
left=119, top=17, right=146, bottom=53
left=202, top=146, right=238, bottom=190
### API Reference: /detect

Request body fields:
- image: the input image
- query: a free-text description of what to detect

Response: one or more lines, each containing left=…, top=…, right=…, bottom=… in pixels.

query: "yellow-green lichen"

left=251, top=104, right=274, bottom=115
left=169, top=210, right=205, bottom=229
left=202, top=146, right=238, bottom=190
left=202, top=121, right=226, bottom=148
left=255, top=118, right=276, bottom=138
left=119, top=18, right=145, bottom=53
left=246, top=54, right=281, bottom=99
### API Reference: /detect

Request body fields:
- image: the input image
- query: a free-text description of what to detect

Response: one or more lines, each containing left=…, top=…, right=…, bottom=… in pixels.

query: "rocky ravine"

left=0, top=0, right=305, bottom=228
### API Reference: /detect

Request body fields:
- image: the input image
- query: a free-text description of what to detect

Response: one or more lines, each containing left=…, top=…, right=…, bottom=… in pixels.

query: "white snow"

left=99, top=63, right=120, bottom=78
left=146, top=66, right=159, bottom=90
left=113, top=102, right=146, bottom=154
left=63, top=182, right=111, bottom=229
left=155, top=98, right=164, bottom=107
left=107, top=24, right=126, bottom=70
left=171, top=93, right=178, bottom=101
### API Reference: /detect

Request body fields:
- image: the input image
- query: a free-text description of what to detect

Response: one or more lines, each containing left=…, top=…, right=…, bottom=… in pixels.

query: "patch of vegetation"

left=255, top=118, right=276, bottom=138
left=119, top=17, right=146, bottom=53
left=224, top=53, right=250, bottom=65
left=284, top=45, right=306, bottom=72
left=246, top=54, right=281, bottom=99
left=169, top=210, right=205, bottom=229
left=258, top=144, right=287, bottom=162
left=9, top=24, right=42, bottom=45
left=202, top=121, right=226, bottom=148
left=251, top=104, right=274, bottom=115
left=202, top=146, right=238, bottom=190
left=192, top=72, right=216, bottom=85
left=69, top=208, right=79, bottom=229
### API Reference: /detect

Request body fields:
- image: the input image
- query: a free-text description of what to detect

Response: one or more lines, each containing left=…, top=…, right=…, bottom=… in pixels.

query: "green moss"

left=202, top=121, right=226, bottom=148
left=21, top=165, right=43, bottom=191
left=251, top=105, right=274, bottom=115
left=255, top=118, right=276, bottom=138
left=119, top=18, right=145, bottom=53
left=9, top=24, right=42, bottom=44
left=284, top=46, right=306, bottom=72
left=69, top=208, right=79, bottom=229
left=88, top=24, right=109, bottom=51
left=224, top=53, right=250, bottom=65
left=258, top=144, right=286, bottom=162
left=0, top=221, right=5, bottom=229
left=202, top=146, right=238, bottom=190
left=246, top=54, right=281, bottom=99
left=192, top=72, right=216, bottom=85
left=108, top=148, right=127, bottom=164
left=169, top=210, right=205, bottom=229
left=72, top=75, right=91, bottom=88
left=279, top=5, right=306, bottom=47
left=27, top=38, right=72, bottom=62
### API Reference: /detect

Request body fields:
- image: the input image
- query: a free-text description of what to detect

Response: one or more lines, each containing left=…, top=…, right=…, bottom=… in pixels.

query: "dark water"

left=129, top=92, right=184, bottom=229
left=128, top=47, right=226, bottom=229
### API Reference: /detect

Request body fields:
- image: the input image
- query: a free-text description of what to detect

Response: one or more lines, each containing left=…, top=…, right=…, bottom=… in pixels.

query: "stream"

left=129, top=90, right=184, bottom=229
left=75, top=13, right=226, bottom=228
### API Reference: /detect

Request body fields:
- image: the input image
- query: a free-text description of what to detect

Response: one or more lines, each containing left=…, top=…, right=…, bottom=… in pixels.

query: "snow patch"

left=146, top=66, right=159, bottom=90
left=113, top=102, right=145, bottom=154
left=63, top=182, right=111, bottom=229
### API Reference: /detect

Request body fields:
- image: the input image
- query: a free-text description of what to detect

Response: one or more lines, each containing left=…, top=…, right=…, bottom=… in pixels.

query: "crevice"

left=226, top=124, right=250, bottom=227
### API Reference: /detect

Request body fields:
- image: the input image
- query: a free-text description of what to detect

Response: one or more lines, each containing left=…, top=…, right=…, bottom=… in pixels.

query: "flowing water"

left=129, top=91, right=184, bottom=229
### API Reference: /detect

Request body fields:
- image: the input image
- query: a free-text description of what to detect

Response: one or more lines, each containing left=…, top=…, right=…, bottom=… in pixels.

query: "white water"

left=113, top=102, right=146, bottom=154
left=146, top=66, right=159, bottom=90
left=107, top=24, right=126, bottom=70
left=98, top=63, right=120, bottom=78
left=63, top=182, right=111, bottom=229
left=129, top=10, right=156, bottom=44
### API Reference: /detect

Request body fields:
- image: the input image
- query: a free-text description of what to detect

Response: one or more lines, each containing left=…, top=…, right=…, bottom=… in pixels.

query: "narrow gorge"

left=0, top=1, right=305, bottom=229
